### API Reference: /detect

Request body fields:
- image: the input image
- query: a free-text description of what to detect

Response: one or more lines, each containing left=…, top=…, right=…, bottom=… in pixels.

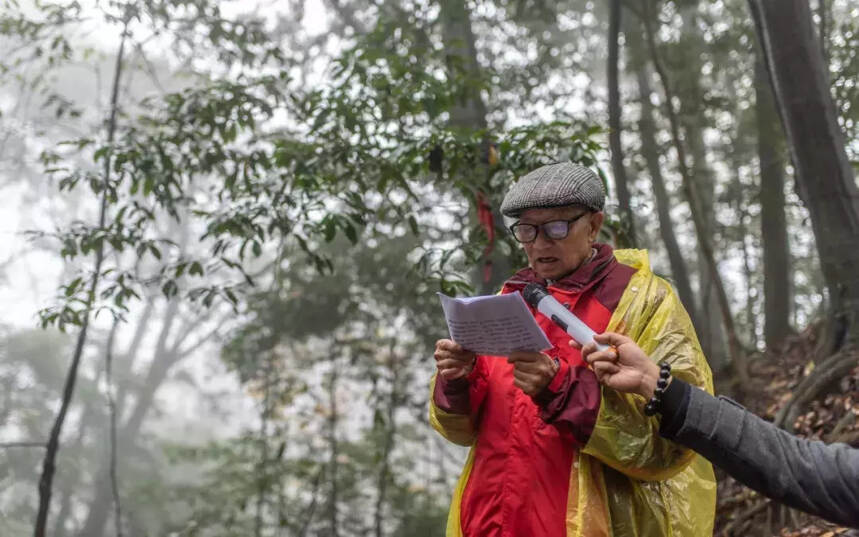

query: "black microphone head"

left=522, top=283, right=549, bottom=307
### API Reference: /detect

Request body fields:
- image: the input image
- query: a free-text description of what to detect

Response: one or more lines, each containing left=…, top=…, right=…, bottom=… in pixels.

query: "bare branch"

left=0, top=442, right=46, bottom=448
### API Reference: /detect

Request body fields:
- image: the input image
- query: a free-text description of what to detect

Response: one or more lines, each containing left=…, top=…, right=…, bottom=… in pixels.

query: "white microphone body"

left=522, top=283, right=610, bottom=351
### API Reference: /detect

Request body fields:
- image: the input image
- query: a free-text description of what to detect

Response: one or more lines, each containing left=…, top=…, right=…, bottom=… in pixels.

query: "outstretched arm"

left=583, top=332, right=859, bottom=528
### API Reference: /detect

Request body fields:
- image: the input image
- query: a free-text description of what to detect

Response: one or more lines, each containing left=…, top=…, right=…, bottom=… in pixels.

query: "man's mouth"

left=536, top=257, right=559, bottom=264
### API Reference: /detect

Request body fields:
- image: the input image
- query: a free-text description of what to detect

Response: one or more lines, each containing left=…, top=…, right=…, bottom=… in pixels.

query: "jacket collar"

left=504, top=243, right=617, bottom=294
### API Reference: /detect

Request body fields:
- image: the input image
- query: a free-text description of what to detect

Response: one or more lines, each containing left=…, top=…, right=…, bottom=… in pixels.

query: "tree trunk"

left=439, top=0, right=511, bottom=294
left=633, top=64, right=700, bottom=327
left=439, top=0, right=487, bottom=133
left=733, top=167, right=760, bottom=350
left=255, top=359, right=272, bottom=537
left=608, top=0, right=637, bottom=246
left=749, top=0, right=859, bottom=349
left=327, top=358, right=340, bottom=537
left=755, top=51, right=792, bottom=350
left=374, top=345, right=399, bottom=537
left=671, top=3, right=730, bottom=381
left=105, top=318, right=123, bottom=537
left=642, top=0, right=750, bottom=391
left=34, top=22, right=129, bottom=537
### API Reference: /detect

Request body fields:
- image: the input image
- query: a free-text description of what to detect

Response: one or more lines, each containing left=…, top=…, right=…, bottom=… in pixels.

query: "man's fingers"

left=512, top=376, right=537, bottom=395
left=578, top=341, right=598, bottom=359
left=507, top=351, right=541, bottom=364
left=434, top=349, right=472, bottom=362
left=436, top=358, right=470, bottom=370
left=512, top=368, right=540, bottom=385
left=439, top=367, right=467, bottom=379
left=436, top=339, right=465, bottom=353
left=593, top=361, right=620, bottom=378
left=594, top=332, right=632, bottom=347
left=568, top=338, right=582, bottom=350
left=584, top=349, right=618, bottom=366
left=510, top=359, right=547, bottom=374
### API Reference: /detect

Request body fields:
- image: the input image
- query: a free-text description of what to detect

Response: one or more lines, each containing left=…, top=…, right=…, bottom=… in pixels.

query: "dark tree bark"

left=439, top=0, right=487, bottom=133
left=817, top=0, right=828, bottom=64
left=732, top=166, right=760, bottom=350
left=755, top=51, right=792, bottom=350
left=749, top=0, right=859, bottom=349
left=608, top=0, right=638, bottom=246
left=34, top=21, right=129, bottom=537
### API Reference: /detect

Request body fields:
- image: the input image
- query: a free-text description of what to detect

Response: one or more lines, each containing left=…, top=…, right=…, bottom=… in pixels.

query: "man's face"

left=516, top=205, right=604, bottom=280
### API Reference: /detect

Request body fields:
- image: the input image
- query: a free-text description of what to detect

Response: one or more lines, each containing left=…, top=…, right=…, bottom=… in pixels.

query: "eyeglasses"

left=509, top=213, right=589, bottom=243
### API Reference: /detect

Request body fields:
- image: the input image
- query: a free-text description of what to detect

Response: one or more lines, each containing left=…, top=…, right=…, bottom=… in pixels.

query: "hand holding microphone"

left=575, top=332, right=662, bottom=399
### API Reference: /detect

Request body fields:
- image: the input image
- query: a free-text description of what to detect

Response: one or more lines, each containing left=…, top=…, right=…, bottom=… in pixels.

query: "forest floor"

left=713, top=322, right=859, bottom=537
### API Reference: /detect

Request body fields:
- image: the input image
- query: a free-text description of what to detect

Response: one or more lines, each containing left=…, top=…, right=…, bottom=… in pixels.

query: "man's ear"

left=589, top=211, right=605, bottom=242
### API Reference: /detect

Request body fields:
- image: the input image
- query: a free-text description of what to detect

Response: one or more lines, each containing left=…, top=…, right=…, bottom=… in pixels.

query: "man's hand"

left=574, top=332, right=661, bottom=399
left=434, top=339, right=476, bottom=380
left=507, top=351, right=559, bottom=397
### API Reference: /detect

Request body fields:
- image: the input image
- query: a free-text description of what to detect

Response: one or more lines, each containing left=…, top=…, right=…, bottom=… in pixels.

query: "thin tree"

left=629, top=47, right=700, bottom=328
left=34, top=16, right=130, bottom=537
left=326, top=357, right=340, bottom=537
left=641, top=0, right=750, bottom=390
left=374, top=340, right=400, bottom=537
left=755, top=50, right=792, bottom=350
left=105, top=318, right=123, bottom=537
left=608, top=0, right=637, bottom=246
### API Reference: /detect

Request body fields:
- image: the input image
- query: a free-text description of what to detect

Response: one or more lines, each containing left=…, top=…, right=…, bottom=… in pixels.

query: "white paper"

left=438, top=292, right=552, bottom=356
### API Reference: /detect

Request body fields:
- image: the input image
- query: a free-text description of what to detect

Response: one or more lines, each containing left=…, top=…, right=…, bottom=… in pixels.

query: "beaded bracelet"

left=644, top=363, right=672, bottom=416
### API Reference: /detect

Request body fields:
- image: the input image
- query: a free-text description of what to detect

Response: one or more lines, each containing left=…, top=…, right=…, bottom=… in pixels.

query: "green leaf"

left=65, top=277, right=82, bottom=297
left=189, top=261, right=204, bottom=276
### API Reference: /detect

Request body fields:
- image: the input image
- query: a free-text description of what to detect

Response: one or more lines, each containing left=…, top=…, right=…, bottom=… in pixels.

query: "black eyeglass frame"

left=508, top=212, right=590, bottom=243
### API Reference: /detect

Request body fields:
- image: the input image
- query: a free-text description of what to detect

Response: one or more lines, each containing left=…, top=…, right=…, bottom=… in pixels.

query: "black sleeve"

left=657, top=376, right=690, bottom=438
left=660, top=379, right=859, bottom=528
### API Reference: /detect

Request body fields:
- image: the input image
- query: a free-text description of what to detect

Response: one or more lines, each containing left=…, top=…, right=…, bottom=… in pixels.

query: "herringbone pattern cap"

left=500, top=162, right=605, bottom=217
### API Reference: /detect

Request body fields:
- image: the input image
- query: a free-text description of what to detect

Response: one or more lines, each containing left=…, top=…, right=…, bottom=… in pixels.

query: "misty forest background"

left=1, top=0, right=858, bottom=536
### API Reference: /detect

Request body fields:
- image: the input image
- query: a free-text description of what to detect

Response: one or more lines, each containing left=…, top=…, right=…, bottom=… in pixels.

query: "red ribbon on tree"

left=477, top=191, right=495, bottom=283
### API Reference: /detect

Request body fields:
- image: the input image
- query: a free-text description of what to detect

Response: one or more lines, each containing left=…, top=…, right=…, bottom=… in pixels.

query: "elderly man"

left=429, top=162, right=716, bottom=537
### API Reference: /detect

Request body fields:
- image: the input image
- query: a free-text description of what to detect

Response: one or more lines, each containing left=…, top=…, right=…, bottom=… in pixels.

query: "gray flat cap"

left=500, top=162, right=605, bottom=217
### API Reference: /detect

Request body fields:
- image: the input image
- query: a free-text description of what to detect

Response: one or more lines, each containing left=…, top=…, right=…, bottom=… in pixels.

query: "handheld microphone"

left=522, top=283, right=611, bottom=351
